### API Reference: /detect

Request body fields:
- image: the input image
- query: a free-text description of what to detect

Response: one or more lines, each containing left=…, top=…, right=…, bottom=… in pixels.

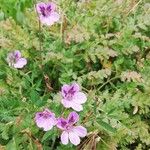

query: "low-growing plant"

left=0, top=0, right=150, bottom=150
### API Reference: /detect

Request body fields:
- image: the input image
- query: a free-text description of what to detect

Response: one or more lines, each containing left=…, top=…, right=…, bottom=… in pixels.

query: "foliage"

left=0, top=0, right=150, bottom=150
left=0, top=0, right=34, bottom=23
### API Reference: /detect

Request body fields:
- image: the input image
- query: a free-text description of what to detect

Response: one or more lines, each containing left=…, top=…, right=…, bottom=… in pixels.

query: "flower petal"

left=14, top=58, right=27, bottom=68
left=7, top=53, right=14, bottom=66
left=36, top=2, right=46, bottom=14
left=39, top=12, right=59, bottom=26
left=69, top=131, right=80, bottom=146
left=73, top=126, right=87, bottom=137
left=35, top=117, right=54, bottom=131
left=57, top=118, right=67, bottom=130
left=49, top=12, right=60, bottom=22
left=61, top=84, right=70, bottom=97
left=39, top=15, right=50, bottom=25
left=14, top=50, right=21, bottom=58
left=61, top=131, right=69, bottom=145
left=71, top=83, right=80, bottom=92
left=68, top=112, right=79, bottom=124
left=73, top=92, right=87, bottom=104
left=61, top=99, right=72, bottom=108
left=71, top=103, right=83, bottom=112
left=47, top=2, right=56, bottom=12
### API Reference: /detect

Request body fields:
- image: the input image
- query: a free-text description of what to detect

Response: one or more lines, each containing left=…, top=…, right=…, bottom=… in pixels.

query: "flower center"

left=14, top=53, right=20, bottom=61
left=65, top=124, right=73, bottom=131
left=9, top=53, right=19, bottom=65
left=64, top=86, right=77, bottom=101
left=39, top=112, right=51, bottom=119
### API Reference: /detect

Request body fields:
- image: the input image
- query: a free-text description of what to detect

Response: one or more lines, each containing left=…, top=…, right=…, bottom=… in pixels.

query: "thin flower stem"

left=82, top=86, right=89, bottom=93
left=100, top=138, right=112, bottom=149
left=34, top=2, right=42, bottom=52
left=82, top=100, right=100, bottom=125
left=38, top=20, right=42, bottom=52
left=60, top=15, right=64, bottom=42
left=127, top=0, right=142, bottom=16
left=97, top=76, right=120, bottom=91
left=51, top=137, right=56, bottom=150
left=21, top=129, right=43, bottom=150
left=61, top=108, right=67, bottom=117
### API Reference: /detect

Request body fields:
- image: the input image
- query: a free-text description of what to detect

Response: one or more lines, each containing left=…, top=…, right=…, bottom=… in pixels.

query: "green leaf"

left=1, top=128, right=9, bottom=140
left=6, top=138, right=18, bottom=150
left=16, top=10, right=24, bottom=24
left=42, top=130, right=54, bottom=142
left=97, top=118, right=116, bottom=133
left=29, top=90, right=40, bottom=104
left=0, top=11, right=5, bottom=21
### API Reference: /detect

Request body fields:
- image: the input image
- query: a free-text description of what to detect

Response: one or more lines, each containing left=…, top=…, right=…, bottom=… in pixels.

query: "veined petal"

left=57, top=118, right=67, bottom=130
left=73, top=126, right=87, bottom=137
left=73, top=92, right=87, bottom=104
left=36, top=2, right=46, bottom=14
left=69, top=131, right=80, bottom=146
left=61, top=84, right=70, bottom=97
left=68, top=112, right=79, bottom=124
left=71, top=83, right=80, bottom=92
left=47, top=2, right=56, bottom=12
left=14, top=50, right=21, bottom=58
left=61, top=131, right=69, bottom=145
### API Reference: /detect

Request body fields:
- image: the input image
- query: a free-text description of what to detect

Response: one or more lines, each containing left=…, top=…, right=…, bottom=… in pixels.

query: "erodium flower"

left=57, top=112, right=87, bottom=145
left=61, top=83, right=87, bottom=111
left=36, top=2, right=60, bottom=26
left=7, top=50, right=27, bottom=69
left=35, top=109, right=57, bottom=131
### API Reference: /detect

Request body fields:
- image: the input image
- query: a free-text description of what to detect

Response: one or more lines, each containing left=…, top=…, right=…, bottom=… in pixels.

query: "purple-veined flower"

left=7, top=50, right=27, bottom=69
left=35, top=109, right=57, bottom=131
left=61, top=83, right=87, bottom=111
left=36, top=2, right=60, bottom=26
left=57, top=112, right=87, bottom=145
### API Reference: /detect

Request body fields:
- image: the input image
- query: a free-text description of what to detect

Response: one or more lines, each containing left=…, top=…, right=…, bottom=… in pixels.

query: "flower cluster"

left=6, top=2, right=60, bottom=69
left=6, top=1, right=87, bottom=147
left=35, top=83, right=87, bottom=146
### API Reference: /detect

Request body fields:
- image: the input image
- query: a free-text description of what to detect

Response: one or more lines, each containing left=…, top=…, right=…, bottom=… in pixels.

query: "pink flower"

left=7, top=50, right=27, bottom=69
left=57, top=112, right=87, bottom=145
left=35, top=109, right=57, bottom=131
left=36, top=2, right=60, bottom=26
left=61, top=83, right=87, bottom=111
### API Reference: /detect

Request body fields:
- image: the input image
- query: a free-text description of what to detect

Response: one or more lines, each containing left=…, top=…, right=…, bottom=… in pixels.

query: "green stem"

left=38, top=20, right=42, bottom=52
left=97, top=76, right=120, bottom=91
left=34, top=0, right=42, bottom=52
